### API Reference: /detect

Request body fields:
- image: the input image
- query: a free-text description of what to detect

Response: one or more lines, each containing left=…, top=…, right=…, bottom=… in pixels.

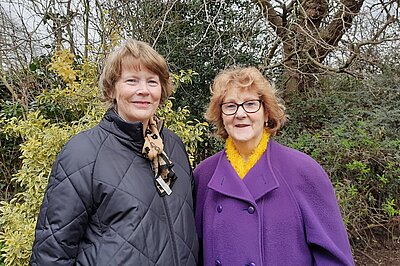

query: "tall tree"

left=257, top=0, right=399, bottom=93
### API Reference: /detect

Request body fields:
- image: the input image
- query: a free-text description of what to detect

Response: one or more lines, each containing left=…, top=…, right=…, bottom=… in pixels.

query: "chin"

left=232, top=136, right=252, bottom=143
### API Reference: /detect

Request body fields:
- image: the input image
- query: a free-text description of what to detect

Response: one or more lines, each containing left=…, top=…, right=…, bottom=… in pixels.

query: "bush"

left=0, top=50, right=207, bottom=266
left=0, top=101, right=26, bottom=203
left=277, top=72, right=400, bottom=246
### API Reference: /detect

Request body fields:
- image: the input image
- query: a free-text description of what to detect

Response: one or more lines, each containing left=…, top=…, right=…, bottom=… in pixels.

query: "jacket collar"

left=100, top=109, right=147, bottom=153
left=207, top=140, right=279, bottom=203
left=102, top=109, right=144, bottom=139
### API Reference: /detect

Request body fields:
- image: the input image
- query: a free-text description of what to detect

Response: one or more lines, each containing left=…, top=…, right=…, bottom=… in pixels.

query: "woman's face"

left=113, top=64, right=161, bottom=128
left=222, top=87, right=267, bottom=151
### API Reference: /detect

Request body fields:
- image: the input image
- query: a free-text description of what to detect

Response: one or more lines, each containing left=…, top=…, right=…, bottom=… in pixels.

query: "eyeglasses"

left=221, top=99, right=263, bottom=116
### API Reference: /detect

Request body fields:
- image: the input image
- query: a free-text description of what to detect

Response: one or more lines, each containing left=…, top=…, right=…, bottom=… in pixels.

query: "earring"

left=265, top=121, right=269, bottom=127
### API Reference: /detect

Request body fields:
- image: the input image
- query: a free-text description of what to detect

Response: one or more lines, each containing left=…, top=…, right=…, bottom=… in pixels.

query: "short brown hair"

left=206, top=66, right=287, bottom=138
left=99, top=39, right=173, bottom=107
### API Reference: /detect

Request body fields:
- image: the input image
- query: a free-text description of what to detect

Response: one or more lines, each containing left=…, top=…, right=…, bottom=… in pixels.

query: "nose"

left=235, top=105, right=247, bottom=118
left=136, top=80, right=150, bottom=95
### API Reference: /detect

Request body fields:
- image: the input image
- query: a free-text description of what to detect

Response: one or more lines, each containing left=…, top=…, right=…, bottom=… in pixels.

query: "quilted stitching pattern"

left=30, top=112, right=198, bottom=266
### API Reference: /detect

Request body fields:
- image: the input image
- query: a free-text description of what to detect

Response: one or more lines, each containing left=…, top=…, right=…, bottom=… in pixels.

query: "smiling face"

left=112, top=63, right=161, bottom=129
left=222, top=86, right=268, bottom=155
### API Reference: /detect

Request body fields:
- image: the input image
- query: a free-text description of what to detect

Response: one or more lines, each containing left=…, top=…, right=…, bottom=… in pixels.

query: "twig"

left=356, top=249, right=381, bottom=265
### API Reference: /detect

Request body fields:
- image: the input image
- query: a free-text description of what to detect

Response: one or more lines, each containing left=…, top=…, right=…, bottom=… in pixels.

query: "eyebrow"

left=121, top=73, right=159, bottom=79
left=223, top=97, right=258, bottom=102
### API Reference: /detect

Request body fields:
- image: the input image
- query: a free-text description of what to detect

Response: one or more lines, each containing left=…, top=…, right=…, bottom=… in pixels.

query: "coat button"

left=247, top=206, right=255, bottom=214
left=217, top=205, right=223, bottom=213
left=215, top=259, right=222, bottom=265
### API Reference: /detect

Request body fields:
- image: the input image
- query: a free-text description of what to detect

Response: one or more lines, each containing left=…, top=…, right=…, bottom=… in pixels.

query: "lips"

left=235, top=124, right=249, bottom=128
left=132, top=101, right=151, bottom=107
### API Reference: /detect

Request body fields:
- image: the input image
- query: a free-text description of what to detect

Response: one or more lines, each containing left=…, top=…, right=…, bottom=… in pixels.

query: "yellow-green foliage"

left=0, top=113, right=88, bottom=266
left=38, top=49, right=102, bottom=121
left=48, top=49, right=77, bottom=84
left=0, top=50, right=207, bottom=266
left=157, top=99, right=208, bottom=163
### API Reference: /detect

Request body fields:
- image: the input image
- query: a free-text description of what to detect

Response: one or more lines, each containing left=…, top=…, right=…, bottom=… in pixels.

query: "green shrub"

left=0, top=241, right=4, bottom=266
left=0, top=101, right=26, bottom=202
left=277, top=73, right=400, bottom=246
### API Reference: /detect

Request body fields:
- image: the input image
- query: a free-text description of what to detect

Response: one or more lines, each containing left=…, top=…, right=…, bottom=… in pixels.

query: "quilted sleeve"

left=30, top=135, right=94, bottom=265
left=294, top=156, right=355, bottom=266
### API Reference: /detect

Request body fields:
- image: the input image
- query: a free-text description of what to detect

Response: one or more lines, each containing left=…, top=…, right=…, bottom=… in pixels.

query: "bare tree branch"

left=152, top=0, right=178, bottom=47
left=257, top=0, right=284, bottom=35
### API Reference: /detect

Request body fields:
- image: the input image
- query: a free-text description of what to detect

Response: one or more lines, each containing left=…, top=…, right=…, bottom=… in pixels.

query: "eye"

left=244, top=101, right=258, bottom=107
left=148, top=79, right=160, bottom=86
left=126, top=78, right=138, bottom=84
left=224, top=103, right=237, bottom=109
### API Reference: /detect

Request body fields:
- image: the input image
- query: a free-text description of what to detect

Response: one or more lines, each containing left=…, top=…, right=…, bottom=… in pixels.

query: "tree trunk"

left=258, top=0, right=365, bottom=93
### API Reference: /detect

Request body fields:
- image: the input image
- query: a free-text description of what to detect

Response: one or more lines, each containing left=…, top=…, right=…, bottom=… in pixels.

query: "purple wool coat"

left=194, top=140, right=354, bottom=266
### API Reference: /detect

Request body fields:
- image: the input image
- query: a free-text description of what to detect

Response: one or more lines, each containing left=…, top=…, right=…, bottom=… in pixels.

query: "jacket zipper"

left=162, top=198, right=179, bottom=265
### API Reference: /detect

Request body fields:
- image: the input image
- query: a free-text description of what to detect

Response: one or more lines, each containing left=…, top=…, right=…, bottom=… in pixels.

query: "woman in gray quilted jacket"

left=30, top=39, right=199, bottom=266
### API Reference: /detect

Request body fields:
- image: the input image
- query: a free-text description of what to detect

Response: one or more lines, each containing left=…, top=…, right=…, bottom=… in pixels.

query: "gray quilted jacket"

left=30, top=109, right=199, bottom=265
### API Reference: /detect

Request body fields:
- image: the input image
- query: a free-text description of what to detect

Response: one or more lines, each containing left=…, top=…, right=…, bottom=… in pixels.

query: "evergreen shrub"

left=276, top=72, right=400, bottom=246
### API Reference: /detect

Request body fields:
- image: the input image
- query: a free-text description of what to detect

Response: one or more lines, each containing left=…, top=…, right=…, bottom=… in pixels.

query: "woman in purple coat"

left=194, top=67, right=354, bottom=265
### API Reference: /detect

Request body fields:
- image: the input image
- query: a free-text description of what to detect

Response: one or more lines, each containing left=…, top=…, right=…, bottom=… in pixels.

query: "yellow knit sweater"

left=225, top=129, right=270, bottom=179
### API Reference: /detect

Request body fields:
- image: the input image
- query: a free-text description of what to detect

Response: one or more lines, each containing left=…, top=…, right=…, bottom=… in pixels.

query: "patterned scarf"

left=142, top=116, right=177, bottom=196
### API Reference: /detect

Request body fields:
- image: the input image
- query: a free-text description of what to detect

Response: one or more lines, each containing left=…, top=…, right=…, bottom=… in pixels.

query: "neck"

left=234, top=141, right=257, bottom=161
left=233, top=136, right=263, bottom=161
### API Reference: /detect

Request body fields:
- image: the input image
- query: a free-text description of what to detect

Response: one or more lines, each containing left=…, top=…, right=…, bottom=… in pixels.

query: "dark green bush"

left=276, top=72, right=400, bottom=246
left=0, top=101, right=25, bottom=202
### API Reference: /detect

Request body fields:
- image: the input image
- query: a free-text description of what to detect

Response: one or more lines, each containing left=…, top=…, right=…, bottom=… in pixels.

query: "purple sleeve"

left=295, top=160, right=354, bottom=266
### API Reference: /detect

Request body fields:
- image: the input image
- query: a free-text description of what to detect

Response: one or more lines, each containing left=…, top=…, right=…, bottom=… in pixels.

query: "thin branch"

left=320, top=0, right=365, bottom=47
left=341, top=15, right=397, bottom=69
left=264, top=38, right=280, bottom=66
left=304, top=50, right=359, bottom=78
left=188, top=0, right=224, bottom=50
left=152, top=0, right=178, bottom=47
left=256, top=0, right=284, bottom=36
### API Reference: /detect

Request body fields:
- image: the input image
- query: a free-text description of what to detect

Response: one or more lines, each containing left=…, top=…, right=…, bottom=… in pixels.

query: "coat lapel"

left=208, top=141, right=280, bottom=203
left=243, top=146, right=280, bottom=201
left=208, top=152, right=256, bottom=205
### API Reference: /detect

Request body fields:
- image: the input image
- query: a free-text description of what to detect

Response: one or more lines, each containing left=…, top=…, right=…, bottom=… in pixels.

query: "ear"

left=264, top=112, right=269, bottom=125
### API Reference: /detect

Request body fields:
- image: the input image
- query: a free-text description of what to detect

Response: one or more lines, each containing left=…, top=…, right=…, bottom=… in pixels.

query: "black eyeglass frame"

left=220, top=99, right=263, bottom=116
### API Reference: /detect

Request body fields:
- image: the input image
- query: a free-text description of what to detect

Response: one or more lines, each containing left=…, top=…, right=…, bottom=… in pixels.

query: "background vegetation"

left=0, top=0, right=399, bottom=265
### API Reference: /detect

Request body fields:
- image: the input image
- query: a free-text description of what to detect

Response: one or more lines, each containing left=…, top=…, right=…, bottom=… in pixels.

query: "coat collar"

left=100, top=109, right=145, bottom=153
left=102, top=109, right=144, bottom=140
left=207, top=140, right=279, bottom=203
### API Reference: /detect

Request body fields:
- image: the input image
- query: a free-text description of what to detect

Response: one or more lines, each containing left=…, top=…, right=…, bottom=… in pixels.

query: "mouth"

left=235, top=124, right=249, bottom=128
left=132, top=101, right=151, bottom=106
